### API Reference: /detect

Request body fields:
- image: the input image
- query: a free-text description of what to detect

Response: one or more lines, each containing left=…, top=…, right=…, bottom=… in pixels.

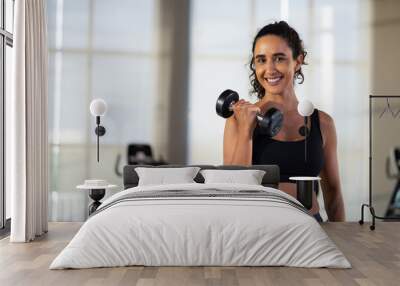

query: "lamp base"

left=88, top=188, right=106, bottom=215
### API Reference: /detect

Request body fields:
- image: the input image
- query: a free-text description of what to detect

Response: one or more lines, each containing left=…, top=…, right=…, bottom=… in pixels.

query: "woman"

left=223, top=21, right=345, bottom=222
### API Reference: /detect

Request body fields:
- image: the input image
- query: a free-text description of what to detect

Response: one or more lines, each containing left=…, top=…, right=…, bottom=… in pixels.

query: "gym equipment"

left=216, top=89, right=283, bottom=137
left=385, top=148, right=400, bottom=218
left=297, top=99, right=315, bottom=162
left=114, top=144, right=166, bottom=177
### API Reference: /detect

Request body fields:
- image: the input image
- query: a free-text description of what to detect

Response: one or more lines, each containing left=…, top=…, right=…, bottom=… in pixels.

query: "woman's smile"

left=265, top=75, right=284, bottom=86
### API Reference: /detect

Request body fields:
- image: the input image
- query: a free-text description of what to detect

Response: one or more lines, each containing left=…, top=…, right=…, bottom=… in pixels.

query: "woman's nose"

left=265, top=60, right=276, bottom=73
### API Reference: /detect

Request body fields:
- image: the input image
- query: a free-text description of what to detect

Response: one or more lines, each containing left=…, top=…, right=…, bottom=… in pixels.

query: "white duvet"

left=50, top=183, right=351, bottom=269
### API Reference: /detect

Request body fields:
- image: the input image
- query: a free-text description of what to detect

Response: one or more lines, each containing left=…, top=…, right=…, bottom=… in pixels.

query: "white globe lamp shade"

left=90, top=99, right=107, bottom=116
left=297, top=99, right=314, bottom=117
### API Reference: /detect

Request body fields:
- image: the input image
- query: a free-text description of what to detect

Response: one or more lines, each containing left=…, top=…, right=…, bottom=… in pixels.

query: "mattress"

left=50, top=183, right=351, bottom=269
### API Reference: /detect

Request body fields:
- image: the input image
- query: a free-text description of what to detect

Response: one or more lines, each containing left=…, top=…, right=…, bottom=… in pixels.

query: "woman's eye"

left=275, top=57, right=285, bottom=62
left=256, top=58, right=266, bottom=64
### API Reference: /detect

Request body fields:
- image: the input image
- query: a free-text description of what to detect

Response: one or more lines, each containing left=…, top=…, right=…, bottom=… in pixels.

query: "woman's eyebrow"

left=272, top=52, right=287, bottom=57
left=255, top=53, right=287, bottom=59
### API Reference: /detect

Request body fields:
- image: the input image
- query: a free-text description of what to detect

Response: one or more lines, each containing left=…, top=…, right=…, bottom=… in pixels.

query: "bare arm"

left=319, top=112, right=346, bottom=221
left=223, top=101, right=259, bottom=165
left=223, top=117, right=253, bottom=165
left=223, top=117, right=238, bottom=164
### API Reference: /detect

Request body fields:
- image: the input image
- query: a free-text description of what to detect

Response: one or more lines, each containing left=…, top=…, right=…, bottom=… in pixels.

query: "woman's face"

left=253, top=35, right=301, bottom=96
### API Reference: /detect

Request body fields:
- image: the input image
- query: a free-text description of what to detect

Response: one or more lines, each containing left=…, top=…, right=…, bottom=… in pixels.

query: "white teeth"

left=266, top=77, right=281, bottom=83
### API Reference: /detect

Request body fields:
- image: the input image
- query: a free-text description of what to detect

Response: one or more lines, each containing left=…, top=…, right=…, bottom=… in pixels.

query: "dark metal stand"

left=88, top=188, right=105, bottom=215
left=359, top=95, right=400, bottom=230
left=304, top=116, right=308, bottom=162
left=94, top=116, right=106, bottom=162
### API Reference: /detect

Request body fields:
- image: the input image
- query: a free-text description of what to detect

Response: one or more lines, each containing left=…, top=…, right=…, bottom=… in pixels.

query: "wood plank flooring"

left=0, top=222, right=399, bottom=286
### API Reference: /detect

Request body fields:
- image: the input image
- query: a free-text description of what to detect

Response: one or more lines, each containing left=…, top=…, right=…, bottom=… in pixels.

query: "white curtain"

left=9, top=0, right=48, bottom=242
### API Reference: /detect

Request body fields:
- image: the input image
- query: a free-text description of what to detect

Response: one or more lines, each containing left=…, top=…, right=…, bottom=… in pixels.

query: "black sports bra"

left=252, top=109, right=324, bottom=182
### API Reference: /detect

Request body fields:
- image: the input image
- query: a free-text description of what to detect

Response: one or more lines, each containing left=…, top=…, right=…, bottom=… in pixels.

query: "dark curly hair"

left=249, top=21, right=307, bottom=99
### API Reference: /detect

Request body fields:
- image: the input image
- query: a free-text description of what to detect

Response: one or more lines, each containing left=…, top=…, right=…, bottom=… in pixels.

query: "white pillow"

left=200, top=169, right=266, bottom=185
left=135, top=167, right=201, bottom=186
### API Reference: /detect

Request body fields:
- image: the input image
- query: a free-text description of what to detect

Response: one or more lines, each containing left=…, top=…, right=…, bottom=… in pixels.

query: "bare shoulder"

left=318, top=110, right=336, bottom=130
left=317, top=110, right=337, bottom=147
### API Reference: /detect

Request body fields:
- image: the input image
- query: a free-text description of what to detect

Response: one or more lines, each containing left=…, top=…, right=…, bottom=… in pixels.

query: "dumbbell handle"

left=227, top=100, right=264, bottom=122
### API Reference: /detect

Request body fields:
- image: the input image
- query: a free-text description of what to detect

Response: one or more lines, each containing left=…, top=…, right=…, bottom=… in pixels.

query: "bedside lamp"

left=90, top=99, right=107, bottom=162
left=290, top=99, right=318, bottom=211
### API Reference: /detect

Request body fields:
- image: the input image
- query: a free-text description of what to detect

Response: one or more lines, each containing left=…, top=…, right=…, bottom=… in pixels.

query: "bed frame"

left=123, top=165, right=280, bottom=189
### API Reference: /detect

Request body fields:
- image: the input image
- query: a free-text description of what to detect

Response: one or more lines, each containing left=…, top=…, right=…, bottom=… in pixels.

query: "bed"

left=50, top=165, right=350, bottom=269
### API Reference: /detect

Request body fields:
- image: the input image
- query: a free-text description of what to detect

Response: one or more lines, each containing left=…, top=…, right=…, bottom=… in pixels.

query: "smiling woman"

left=223, top=21, right=346, bottom=222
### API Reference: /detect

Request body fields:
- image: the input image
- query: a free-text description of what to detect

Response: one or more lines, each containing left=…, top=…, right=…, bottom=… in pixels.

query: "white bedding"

left=50, top=183, right=351, bottom=269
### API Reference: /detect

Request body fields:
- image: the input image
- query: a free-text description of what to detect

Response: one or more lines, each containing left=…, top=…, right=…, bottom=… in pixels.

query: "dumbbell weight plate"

left=258, top=108, right=284, bottom=137
left=216, top=89, right=240, bottom=118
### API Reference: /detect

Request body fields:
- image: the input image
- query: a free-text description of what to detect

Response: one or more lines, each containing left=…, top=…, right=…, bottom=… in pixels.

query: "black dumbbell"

left=216, top=89, right=283, bottom=137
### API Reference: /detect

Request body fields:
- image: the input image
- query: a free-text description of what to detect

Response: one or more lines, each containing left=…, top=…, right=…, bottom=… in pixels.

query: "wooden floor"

left=0, top=222, right=399, bottom=286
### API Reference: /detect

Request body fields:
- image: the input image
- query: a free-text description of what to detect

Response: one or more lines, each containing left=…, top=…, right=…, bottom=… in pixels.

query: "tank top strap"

left=310, top=109, right=323, bottom=143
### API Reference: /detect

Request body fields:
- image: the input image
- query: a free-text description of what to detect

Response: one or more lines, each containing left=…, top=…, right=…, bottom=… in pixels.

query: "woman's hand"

left=232, top=99, right=261, bottom=138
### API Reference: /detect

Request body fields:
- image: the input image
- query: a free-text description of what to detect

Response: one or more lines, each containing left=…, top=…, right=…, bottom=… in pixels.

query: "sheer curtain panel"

left=9, top=0, right=48, bottom=242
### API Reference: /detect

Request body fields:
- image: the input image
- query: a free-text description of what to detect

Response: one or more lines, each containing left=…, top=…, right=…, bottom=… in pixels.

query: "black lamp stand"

left=299, top=116, right=310, bottom=162
left=88, top=188, right=106, bottom=215
left=94, top=116, right=106, bottom=162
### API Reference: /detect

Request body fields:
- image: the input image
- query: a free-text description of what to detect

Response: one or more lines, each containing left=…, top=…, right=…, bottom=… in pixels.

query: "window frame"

left=0, top=0, right=13, bottom=234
